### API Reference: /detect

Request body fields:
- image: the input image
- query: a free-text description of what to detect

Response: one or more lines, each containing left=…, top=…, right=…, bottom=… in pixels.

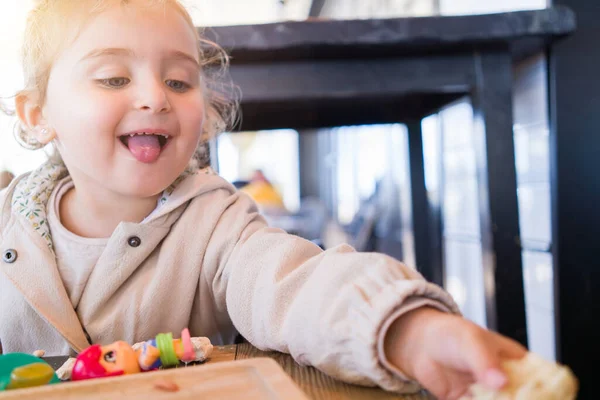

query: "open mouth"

left=118, top=132, right=172, bottom=163
left=119, top=133, right=170, bottom=148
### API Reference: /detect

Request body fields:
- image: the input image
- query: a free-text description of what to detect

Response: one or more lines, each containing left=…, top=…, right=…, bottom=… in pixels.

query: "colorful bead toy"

left=71, top=328, right=212, bottom=381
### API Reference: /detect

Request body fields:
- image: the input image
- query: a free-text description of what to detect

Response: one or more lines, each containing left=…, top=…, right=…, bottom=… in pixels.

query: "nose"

left=134, top=79, right=171, bottom=113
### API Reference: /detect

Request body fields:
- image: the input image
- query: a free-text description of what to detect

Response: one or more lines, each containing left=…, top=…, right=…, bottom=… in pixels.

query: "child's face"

left=43, top=3, right=205, bottom=197
left=98, top=341, right=141, bottom=375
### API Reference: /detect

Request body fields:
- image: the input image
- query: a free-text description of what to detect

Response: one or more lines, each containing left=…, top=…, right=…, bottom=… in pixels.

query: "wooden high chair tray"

left=0, top=357, right=309, bottom=399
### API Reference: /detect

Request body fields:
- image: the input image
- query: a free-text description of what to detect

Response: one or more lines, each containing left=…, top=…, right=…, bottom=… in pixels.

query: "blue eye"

left=99, top=77, right=130, bottom=88
left=166, top=80, right=190, bottom=92
left=104, top=351, right=117, bottom=363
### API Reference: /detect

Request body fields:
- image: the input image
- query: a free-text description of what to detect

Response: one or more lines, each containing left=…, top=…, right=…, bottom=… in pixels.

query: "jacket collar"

left=7, top=161, right=211, bottom=251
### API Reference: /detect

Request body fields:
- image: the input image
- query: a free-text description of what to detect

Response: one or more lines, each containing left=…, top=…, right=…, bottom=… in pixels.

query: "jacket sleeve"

left=203, top=191, right=460, bottom=393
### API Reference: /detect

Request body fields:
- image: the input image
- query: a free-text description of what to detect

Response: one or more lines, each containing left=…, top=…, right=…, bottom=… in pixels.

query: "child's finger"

left=465, top=339, right=507, bottom=390
left=495, top=334, right=527, bottom=360
left=480, top=368, right=508, bottom=390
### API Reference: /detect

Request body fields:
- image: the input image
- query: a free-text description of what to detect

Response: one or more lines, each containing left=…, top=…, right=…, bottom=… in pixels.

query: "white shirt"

left=47, top=178, right=109, bottom=309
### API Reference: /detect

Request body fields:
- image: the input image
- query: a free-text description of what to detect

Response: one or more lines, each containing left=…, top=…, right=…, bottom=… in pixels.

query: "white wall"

left=320, top=0, right=436, bottom=18
left=185, top=0, right=311, bottom=26
left=440, top=0, right=548, bottom=15
left=0, top=0, right=47, bottom=175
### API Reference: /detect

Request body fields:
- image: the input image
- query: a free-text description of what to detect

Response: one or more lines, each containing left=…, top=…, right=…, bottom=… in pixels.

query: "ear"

left=15, top=91, right=56, bottom=145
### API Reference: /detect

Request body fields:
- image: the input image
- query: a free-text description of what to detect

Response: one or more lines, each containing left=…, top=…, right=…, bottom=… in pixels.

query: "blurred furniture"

left=205, top=7, right=575, bottom=347
left=264, top=197, right=329, bottom=243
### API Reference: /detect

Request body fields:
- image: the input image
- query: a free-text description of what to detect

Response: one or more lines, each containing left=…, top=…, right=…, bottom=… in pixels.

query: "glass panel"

left=440, top=100, right=480, bottom=238
left=444, top=239, right=487, bottom=327
left=334, top=125, right=409, bottom=225
left=422, top=115, right=441, bottom=195
left=518, top=183, right=552, bottom=246
left=443, top=148, right=477, bottom=179
left=441, top=102, right=474, bottom=151
left=443, top=178, right=480, bottom=238
left=514, top=125, right=550, bottom=184
left=401, top=231, right=416, bottom=270
left=316, top=124, right=414, bottom=259
left=526, top=306, right=556, bottom=361
left=523, top=251, right=554, bottom=312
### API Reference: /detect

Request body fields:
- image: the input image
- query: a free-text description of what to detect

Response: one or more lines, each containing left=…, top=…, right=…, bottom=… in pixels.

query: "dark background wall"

left=550, top=1, right=600, bottom=398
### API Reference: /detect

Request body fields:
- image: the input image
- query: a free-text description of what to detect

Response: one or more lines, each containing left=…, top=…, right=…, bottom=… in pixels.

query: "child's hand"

left=384, top=307, right=527, bottom=400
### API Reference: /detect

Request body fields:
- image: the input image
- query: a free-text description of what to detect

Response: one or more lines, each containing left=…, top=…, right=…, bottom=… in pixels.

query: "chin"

left=115, top=177, right=175, bottom=199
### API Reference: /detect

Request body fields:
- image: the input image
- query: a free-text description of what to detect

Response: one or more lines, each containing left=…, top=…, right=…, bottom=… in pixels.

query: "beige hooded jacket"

left=0, top=162, right=458, bottom=392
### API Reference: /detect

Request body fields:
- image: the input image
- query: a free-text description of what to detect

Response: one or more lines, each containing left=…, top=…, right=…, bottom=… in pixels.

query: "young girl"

left=0, top=1, right=525, bottom=399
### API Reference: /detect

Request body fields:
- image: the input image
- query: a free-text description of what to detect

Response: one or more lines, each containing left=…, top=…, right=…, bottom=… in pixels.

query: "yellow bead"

left=7, top=363, right=54, bottom=390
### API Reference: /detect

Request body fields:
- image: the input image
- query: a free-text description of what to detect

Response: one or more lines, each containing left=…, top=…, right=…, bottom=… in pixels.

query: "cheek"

left=46, top=81, right=125, bottom=139
left=178, top=97, right=205, bottom=136
left=67, top=92, right=124, bottom=130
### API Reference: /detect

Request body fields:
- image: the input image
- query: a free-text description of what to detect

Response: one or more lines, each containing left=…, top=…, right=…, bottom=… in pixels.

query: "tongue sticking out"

left=127, top=135, right=162, bottom=163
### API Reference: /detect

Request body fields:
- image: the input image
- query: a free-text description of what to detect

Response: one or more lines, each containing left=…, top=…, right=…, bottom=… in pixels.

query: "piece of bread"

left=56, top=357, right=76, bottom=381
left=463, top=353, right=578, bottom=400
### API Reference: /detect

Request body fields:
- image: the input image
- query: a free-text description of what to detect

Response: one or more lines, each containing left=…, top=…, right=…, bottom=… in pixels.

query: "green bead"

left=156, top=333, right=179, bottom=367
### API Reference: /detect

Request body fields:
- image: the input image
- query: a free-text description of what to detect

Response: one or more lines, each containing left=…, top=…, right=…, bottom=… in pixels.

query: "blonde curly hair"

left=12, top=0, right=237, bottom=167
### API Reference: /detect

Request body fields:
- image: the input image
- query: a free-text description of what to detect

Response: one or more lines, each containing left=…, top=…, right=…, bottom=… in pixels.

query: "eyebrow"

left=80, top=47, right=134, bottom=61
left=168, top=50, right=201, bottom=69
left=79, top=48, right=201, bottom=69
